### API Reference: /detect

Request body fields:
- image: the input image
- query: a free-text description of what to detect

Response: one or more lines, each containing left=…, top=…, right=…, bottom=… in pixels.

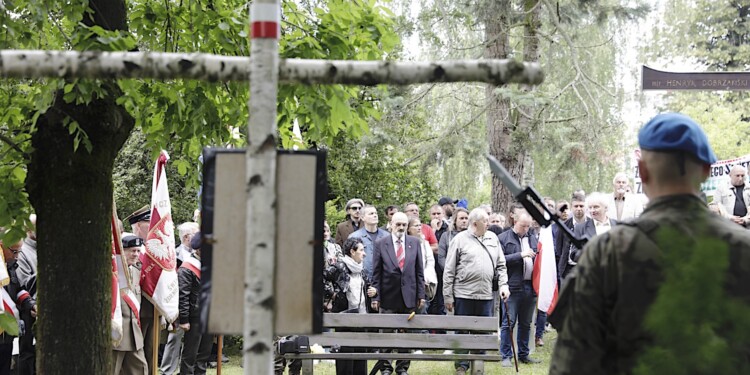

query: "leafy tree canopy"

left=0, top=0, right=399, bottom=239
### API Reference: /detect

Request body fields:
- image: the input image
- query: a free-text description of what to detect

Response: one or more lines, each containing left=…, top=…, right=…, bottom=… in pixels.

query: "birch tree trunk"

left=25, top=1, right=135, bottom=373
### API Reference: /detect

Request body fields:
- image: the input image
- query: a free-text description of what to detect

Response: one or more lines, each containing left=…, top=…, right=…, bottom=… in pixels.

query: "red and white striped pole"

left=245, top=0, right=280, bottom=374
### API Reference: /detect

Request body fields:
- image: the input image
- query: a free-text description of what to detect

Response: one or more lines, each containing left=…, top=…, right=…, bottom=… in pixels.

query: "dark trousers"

left=140, top=299, right=154, bottom=373
left=500, top=282, right=537, bottom=360
left=335, top=346, right=367, bottom=375
left=18, top=311, right=35, bottom=375
left=180, top=318, right=213, bottom=375
left=453, top=298, right=494, bottom=370
left=535, top=310, right=547, bottom=339
left=376, top=306, right=416, bottom=374
left=427, top=263, right=446, bottom=316
left=0, top=342, right=12, bottom=375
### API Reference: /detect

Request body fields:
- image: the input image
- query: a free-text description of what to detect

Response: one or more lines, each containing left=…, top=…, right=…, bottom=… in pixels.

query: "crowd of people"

left=0, top=112, right=748, bottom=375
left=305, top=116, right=750, bottom=375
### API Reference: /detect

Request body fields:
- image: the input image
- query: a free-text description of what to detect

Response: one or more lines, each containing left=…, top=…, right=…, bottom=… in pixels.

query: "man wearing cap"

left=113, top=235, right=148, bottom=375
left=335, top=198, right=364, bottom=248
left=550, top=113, right=750, bottom=374
left=125, top=205, right=156, bottom=373
left=438, top=196, right=457, bottom=222
left=716, top=165, right=750, bottom=227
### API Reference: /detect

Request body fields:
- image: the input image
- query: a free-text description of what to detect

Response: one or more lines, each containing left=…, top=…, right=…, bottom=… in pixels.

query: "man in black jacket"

left=556, top=194, right=589, bottom=281
left=178, top=233, right=213, bottom=375
left=498, top=213, right=540, bottom=366
left=0, top=235, right=34, bottom=375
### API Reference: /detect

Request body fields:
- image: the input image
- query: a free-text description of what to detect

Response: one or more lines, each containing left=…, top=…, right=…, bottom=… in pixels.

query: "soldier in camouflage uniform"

left=549, top=113, right=750, bottom=375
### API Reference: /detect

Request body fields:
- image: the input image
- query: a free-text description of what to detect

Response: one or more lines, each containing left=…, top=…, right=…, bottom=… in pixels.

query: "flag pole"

left=217, top=335, right=224, bottom=375
left=152, top=312, right=160, bottom=375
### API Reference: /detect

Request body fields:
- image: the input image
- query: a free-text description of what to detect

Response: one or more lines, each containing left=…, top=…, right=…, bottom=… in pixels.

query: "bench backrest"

left=324, top=313, right=497, bottom=332
left=304, top=313, right=499, bottom=351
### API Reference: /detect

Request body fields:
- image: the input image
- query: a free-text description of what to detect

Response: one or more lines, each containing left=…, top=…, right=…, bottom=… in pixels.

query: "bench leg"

left=300, top=359, right=314, bottom=375
left=471, top=360, right=485, bottom=375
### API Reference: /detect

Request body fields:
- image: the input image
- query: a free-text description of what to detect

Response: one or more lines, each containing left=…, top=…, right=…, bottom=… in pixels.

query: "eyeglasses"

left=349, top=206, right=362, bottom=211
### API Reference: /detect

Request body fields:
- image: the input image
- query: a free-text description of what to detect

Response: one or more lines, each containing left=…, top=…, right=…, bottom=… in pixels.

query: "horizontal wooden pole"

left=305, top=332, right=499, bottom=351
left=323, top=313, right=498, bottom=331
left=0, top=50, right=543, bottom=86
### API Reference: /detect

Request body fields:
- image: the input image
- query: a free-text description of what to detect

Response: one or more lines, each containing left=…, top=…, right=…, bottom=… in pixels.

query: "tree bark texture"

left=0, top=51, right=544, bottom=86
left=518, top=0, right=541, bottom=187
left=485, top=0, right=518, bottom=215
left=25, top=0, right=135, bottom=373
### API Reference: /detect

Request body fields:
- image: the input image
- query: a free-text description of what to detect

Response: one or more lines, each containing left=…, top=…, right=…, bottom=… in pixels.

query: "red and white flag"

left=532, top=226, right=558, bottom=314
left=110, top=212, right=123, bottom=345
left=140, top=150, right=179, bottom=323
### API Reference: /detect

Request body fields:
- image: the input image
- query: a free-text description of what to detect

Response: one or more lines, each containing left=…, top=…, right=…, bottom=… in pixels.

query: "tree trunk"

left=484, top=0, right=517, bottom=215
left=25, top=1, right=134, bottom=373
left=486, top=0, right=541, bottom=215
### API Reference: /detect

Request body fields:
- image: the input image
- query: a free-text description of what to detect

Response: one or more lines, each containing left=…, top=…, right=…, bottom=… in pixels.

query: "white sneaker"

left=414, top=350, right=423, bottom=354
left=443, top=350, right=454, bottom=354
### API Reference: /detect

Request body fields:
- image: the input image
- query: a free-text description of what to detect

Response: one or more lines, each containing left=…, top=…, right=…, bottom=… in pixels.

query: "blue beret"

left=638, top=113, right=717, bottom=165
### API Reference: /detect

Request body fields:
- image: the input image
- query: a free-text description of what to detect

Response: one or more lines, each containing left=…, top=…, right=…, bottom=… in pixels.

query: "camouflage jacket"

left=549, top=194, right=750, bottom=375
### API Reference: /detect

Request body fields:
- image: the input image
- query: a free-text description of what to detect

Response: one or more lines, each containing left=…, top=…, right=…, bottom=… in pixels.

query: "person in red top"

left=403, top=202, right=438, bottom=253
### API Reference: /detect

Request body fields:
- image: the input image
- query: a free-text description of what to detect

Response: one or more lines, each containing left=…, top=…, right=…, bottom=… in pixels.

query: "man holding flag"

left=0, top=232, right=34, bottom=375
left=112, top=234, right=148, bottom=375
left=137, top=150, right=179, bottom=373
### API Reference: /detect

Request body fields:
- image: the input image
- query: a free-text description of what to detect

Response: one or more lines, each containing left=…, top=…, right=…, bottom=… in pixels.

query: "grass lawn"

left=209, top=330, right=557, bottom=375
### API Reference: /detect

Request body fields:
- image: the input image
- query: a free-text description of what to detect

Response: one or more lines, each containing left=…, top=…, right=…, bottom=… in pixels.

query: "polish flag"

left=532, top=226, right=558, bottom=314
left=111, top=211, right=123, bottom=345
left=140, top=151, right=179, bottom=323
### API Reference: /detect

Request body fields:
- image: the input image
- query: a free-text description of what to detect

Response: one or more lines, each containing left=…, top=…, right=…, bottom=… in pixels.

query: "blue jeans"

left=500, top=282, right=537, bottom=360
left=454, top=298, right=494, bottom=370
left=535, top=309, right=547, bottom=339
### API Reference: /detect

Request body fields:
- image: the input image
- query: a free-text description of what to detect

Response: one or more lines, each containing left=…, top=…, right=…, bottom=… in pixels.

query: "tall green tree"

left=645, top=0, right=750, bottom=159
left=0, top=0, right=398, bottom=372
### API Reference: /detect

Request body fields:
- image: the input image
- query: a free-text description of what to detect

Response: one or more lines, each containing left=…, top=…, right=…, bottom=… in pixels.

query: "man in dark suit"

left=556, top=194, right=589, bottom=280
left=569, top=192, right=618, bottom=264
left=371, top=212, right=425, bottom=375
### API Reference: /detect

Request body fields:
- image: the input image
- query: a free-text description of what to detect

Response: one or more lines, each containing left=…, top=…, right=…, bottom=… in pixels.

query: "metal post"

left=244, top=0, right=280, bottom=374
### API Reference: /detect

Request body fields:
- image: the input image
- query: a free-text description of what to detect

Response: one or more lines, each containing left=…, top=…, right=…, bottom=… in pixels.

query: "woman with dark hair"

left=324, top=237, right=376, bottom=375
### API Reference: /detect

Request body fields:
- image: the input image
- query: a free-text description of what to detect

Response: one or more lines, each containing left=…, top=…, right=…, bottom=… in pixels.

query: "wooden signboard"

left=199, top=148, right=325, bottom=335
left=642, top=65, right=750, bottom=91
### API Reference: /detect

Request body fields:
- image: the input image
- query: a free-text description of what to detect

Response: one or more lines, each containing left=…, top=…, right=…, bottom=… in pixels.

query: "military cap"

left=638, top=113, right=717, bottom=165
left=125, top=205, right=151, bottom=225
left=122, top=235, right=144, bottom=248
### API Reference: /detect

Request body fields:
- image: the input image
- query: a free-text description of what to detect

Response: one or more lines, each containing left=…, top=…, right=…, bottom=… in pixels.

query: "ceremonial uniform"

left=112, top=266, right=147, bottom=375
left=550, top=195, right=750, bottom=374
left=179, top=235, right=213, bottom=375
left=0, top=261, right=33, bottom=375
left=550, top=113, right=750, bottom=375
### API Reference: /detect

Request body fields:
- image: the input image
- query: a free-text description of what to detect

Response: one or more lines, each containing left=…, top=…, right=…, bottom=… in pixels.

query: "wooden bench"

left=285, top=312, right=500, bottom=375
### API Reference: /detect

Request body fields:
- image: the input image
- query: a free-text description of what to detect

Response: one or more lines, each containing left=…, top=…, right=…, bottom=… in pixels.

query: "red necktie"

left=396, top=239, right=405, bottom=270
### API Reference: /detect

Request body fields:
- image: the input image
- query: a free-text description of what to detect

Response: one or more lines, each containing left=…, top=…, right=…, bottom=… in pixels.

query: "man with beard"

left=335, top=198, right=365, bottom=247
left=371, top=212, right=425, bottom=375
left=556, top=193, right=590, bottom=280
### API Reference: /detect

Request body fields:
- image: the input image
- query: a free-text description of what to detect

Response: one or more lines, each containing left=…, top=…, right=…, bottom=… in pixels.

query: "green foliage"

left=0, top=312, right=19, bottom=337
left=633, top=228, right=750, bottom=375
left=0, top=0, right=400, bottom=231
left=645, top=1, right=750, bottom=161
left=324, top=200, right=345, bottom=229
